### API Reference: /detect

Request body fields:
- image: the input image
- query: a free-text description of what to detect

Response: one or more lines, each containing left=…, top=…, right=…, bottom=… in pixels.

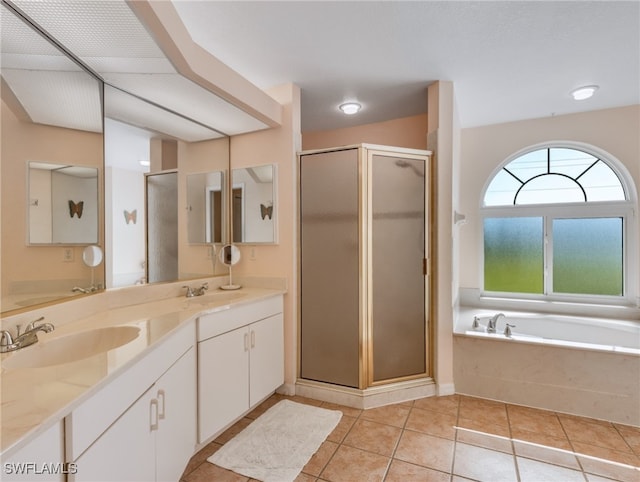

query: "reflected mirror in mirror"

left=187, top=171, right=226, bottom=244
left=1, top=2, right=104, bottom=313
left=232, top=164, right=277, bottom=244
left=28, top=162, right=99, bottom=244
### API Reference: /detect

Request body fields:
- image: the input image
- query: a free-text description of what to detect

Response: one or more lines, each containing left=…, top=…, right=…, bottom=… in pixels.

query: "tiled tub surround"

left=184, top=393, right=640, bottom=482
left=454, top=308, right=640, bottom=426
left=0, top=277, right=286, bottom=459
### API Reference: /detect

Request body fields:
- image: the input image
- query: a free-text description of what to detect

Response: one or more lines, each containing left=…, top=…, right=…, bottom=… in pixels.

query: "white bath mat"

left=208, top=399, right=342, bottom=482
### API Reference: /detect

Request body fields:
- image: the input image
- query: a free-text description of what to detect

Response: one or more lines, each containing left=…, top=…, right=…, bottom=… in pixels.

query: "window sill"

left=458, top=288, right=640, bottom=321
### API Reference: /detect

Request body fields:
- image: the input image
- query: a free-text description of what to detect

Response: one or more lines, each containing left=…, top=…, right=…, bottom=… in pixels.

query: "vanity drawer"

left=197, top=295, right=283, bottom=341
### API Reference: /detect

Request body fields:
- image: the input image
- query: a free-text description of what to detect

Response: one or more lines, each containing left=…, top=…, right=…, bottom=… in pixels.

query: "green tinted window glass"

left=553, top=218, right=623, bottom=296
left=484, top=217, right=544, bottom=293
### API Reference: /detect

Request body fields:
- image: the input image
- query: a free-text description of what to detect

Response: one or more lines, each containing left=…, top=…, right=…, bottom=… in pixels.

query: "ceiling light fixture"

left=139, top=159, right=150, bottom=167
left=339, top=102, right=361, bottom=115
left=571, top=85, right=599, bottom=101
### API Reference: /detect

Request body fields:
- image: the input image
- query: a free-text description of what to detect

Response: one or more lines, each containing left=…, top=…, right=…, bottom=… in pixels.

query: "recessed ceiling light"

left=139, top=159, right=150, bottom=167
left=571, top=85, right=599, bottom=101
left=339, top=102, right=361, bottom=115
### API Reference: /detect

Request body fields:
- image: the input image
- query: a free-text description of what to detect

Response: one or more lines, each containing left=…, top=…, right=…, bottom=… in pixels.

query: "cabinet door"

left=156, top=347, right=196, bottom=482
left=71, top=388, right=156, bottom=482
left=1, top=422, right=64, bottom=482
left=249, top=313, right=284, bottom=406
left=198, top=327, right=249, bottom=443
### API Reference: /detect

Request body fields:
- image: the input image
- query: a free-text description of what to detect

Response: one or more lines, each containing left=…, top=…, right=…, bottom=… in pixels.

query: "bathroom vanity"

left=0, top=285, right=284, bottom=482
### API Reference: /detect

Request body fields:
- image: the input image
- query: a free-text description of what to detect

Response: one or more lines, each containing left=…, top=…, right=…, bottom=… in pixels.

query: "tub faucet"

left=487, top=313, right=505, bottom=333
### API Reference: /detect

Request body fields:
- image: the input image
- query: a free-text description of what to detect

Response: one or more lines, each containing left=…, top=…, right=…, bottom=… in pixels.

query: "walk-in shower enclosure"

left=299, top=145, right=432, bottom=391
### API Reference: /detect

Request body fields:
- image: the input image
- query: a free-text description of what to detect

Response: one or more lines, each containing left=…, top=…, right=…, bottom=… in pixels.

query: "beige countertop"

left=0, top=285, right=284, bottom=458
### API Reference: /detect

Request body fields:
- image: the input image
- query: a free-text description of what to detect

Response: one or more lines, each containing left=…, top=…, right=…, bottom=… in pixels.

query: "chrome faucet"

left=183, top=282, right=209, bottom=298
left=195, top=282, right=209, bottom=296
left=0, top=316, right=55, bottom=353
left=487, top=313, right=505, bottom=333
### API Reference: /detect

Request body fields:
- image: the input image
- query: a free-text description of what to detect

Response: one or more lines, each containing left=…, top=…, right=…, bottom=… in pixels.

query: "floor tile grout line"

left=505, top=401, right=523, bottom=482
left=381, top=400, right=419, bottom=481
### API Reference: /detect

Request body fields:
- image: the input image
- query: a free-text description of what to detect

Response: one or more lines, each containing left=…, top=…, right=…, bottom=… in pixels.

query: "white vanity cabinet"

left=67, top=322, right=196, bottom=482
left=198, top=295, right=284, bottom=443
left=1, top=422, right=65, bottom=482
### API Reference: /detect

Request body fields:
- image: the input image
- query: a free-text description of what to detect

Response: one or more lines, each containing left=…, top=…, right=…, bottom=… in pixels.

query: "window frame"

left=480, top=142, right=638, bottom=308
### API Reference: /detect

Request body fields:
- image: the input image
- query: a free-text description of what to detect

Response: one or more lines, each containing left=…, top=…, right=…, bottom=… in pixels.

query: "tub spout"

left=488, top=313, right=505, bottom=333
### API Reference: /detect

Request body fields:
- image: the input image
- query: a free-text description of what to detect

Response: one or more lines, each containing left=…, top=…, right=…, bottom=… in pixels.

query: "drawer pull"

left=150, top=398, right=159, bottom=431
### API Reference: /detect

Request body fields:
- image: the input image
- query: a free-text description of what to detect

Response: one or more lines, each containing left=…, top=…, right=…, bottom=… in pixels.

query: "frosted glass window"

left=484, top=217, right=543, bottom=294
left=553, top=218, right=623, bottom=296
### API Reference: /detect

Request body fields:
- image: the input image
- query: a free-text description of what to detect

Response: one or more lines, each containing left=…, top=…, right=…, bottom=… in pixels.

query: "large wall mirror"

left=1, top=2, right=230, bottom=314
left=1, top=2, right=104, bottom=313
left=104, top=87, right=230, bottom=289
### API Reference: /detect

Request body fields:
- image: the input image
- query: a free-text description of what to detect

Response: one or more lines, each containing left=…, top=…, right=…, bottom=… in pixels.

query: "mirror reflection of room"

left=28, top=162, right=99, bottom=245
left=232, top=164, right=276, bottom=244
left=1, top=2, right=104, bottom=312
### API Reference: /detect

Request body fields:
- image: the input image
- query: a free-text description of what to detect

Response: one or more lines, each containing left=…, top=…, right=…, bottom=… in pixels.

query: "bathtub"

left=453, top=307, right=640, bottom=426
left=455, top=308, right=640, bottom=355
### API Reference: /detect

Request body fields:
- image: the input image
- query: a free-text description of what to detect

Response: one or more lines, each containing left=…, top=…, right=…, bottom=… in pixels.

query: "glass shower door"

left=300, top=148, right=361, bottom=388
left=369, top=153, right=427, bottom=383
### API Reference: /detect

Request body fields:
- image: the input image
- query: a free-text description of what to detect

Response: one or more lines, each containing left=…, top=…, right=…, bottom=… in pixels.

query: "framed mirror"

left=231, top=164, right=277, bottom=244
left=28, top=162, right=99, bottom=245
left=1, top=2, right=104, bottom=313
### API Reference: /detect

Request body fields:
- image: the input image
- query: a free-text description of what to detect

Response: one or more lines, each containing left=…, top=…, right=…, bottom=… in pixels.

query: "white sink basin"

left=2, top=326, right=140, bottom=370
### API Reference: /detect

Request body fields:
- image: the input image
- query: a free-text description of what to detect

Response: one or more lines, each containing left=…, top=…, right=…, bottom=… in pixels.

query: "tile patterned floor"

left=181, top=393, right=640, bottom=482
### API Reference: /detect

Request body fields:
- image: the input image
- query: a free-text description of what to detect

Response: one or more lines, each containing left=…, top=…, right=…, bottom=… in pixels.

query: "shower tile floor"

left=181, top=393, right=640, bottom=482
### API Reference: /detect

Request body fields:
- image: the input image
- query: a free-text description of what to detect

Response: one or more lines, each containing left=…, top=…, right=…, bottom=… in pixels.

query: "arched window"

left=481, top=145, right=636, bottom=304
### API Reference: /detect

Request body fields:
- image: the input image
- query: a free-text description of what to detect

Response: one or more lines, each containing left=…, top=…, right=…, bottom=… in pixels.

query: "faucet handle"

left=183, top=285, right=195, bottom=297
left=24, top=316, right=45, bottom=332
left=504, top=323, right=516, bottom=337
left=201, top=282, right=209, bottom=291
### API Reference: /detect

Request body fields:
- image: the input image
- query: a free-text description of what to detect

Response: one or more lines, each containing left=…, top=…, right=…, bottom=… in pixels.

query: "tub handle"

left=504, top=323, right=516, bottom=337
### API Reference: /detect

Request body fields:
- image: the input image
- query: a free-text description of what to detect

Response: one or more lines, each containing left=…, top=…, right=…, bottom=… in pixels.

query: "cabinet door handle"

left=251, top=330, right=256, bottom=349
left=150, top=398, right=159, bottom=431
left=244, top=332, right=249, bottom=352
left=157, top=389, right=166, bottom=420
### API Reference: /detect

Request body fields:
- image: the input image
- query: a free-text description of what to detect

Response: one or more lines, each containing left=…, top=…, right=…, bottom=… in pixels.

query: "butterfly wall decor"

left=68, top=200, right=84, bottom=218
left=260, top=203, right=273, bottom=220
left=124, top=209, right=137, bottom=225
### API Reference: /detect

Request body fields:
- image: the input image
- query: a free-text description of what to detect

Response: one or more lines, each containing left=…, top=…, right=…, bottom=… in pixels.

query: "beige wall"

left=426, top=82, right=459, bottom=395
left=458, top=105, right=640, bottom=299
left=302, top=113, right=427, bottom=151
left=229, top=83, right=301, bottom=391
left=1, top=100, right=104, bottom=301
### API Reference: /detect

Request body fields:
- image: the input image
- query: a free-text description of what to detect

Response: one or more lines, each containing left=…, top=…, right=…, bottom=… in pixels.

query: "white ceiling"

left=172, top=0, right=640, bottom=131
